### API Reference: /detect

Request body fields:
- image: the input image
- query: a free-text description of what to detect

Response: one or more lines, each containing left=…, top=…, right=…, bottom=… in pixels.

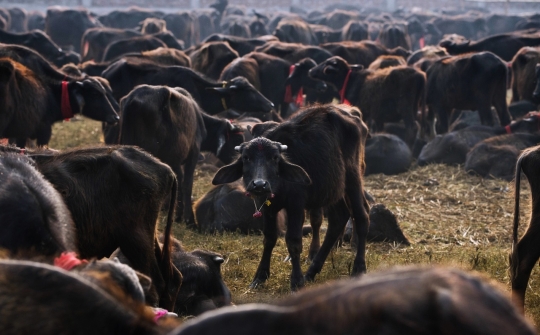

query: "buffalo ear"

left=134, top=271, right=153, bottom=294
left=212, top=158, right=243, bottom=185
left=279, top=160, right=312, bottom=185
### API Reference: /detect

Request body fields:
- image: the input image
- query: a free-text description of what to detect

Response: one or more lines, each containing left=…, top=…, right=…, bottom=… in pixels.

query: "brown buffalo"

left=511, top=144, right=540, bottom=311
left=213, top=104, right=370, bottom=290
left=30, top=146, right=182, bottom=311
left=309, top=56, right=425, bottom=146
left=170, top=266, right=535, bottom=335
left=426, top=52, right=511, bottom=134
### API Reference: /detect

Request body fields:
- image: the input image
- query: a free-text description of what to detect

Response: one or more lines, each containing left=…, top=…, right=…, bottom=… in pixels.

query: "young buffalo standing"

left=212, top=104, right=370, bottom=290
left=426, top=52, right=511, bottom=135
left=31, top=146, right=181, bottom=311
left=309, top=56, right=425, bottom=146
left=119, top=85, right=244, bottom=226
left=0, top=57, right=119, bottom=147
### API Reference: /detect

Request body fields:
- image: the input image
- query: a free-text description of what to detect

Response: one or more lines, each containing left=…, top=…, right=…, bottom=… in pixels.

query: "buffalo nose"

left=253, top=179, right=268, bottom=189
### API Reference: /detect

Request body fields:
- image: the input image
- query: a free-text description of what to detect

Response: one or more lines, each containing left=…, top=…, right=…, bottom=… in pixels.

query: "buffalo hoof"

left=291, top=275, right=305, bottom=291
left=249, top=278, right=266, bottom=289
left=304, top=272, right=315, bottom=283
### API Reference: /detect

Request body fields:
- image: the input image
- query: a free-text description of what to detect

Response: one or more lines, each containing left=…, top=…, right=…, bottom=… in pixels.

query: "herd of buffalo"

left=4, top=0, right=540, bottom=333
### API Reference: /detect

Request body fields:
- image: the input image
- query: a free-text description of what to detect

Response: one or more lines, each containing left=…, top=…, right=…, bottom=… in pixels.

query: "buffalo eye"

left=243, top=155, right=250, bottom=162
left=273, top=155, right=279, bottom=162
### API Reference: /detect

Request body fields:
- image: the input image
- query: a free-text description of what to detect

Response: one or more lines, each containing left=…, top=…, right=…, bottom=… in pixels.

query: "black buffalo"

left=213, top=104, right=370, bottom=290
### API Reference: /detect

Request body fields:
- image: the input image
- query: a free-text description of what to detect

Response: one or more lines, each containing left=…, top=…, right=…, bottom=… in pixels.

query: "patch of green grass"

left=48, top=118, right=540, bottom=326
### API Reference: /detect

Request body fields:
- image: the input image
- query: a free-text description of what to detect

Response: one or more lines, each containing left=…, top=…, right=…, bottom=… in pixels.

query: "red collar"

left=61, top=81, right=74, bottom=121
left=339, top=69, right=352, bottom=106
left=505, top=125, right=512, bottom=134
left=284, top=65, right=304, bottom=107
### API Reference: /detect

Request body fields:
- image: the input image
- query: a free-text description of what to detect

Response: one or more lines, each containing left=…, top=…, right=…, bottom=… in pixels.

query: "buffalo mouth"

left=246, top=179, right=273, bottom=198
left=105, top=114, right=120, bottom=125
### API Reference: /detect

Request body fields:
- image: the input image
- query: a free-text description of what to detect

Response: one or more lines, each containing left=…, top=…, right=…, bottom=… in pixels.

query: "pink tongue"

left=419, top=36, right=425, bottom=49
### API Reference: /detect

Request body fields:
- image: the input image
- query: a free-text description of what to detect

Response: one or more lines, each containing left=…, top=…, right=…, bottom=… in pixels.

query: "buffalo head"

left=212, top=137, right=311, bottom=198
left=208, top=76, right=274, bottom=113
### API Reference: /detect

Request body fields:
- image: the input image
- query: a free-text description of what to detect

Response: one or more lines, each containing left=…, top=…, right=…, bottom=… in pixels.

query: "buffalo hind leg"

left=250, top=209, right=279, bottom=289
left=119, top=231, right=165, bottom=308
left=308, top=208, right=323, bottom=261
left=305, top=199, right=349, bottom=282
left=182, top=148, right=199, bottom=227
left=347, top=178, right=370, bottom=275
left=286, top=206, right=306, bottom=291
left=511, top=218, right=540, bottom=311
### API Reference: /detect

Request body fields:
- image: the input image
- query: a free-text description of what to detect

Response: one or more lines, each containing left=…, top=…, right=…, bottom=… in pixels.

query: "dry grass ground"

left=50, top=117, right=540, bottom=326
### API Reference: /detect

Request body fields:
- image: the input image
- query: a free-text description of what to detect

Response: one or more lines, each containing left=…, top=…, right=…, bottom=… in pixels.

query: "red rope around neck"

left=339, top=69, right=352, bottom=106
left=54, top=252, right=88, bottom=271
left=284, top=65, right=304, bottom=107
left=61, top=81, right=74, bottom=121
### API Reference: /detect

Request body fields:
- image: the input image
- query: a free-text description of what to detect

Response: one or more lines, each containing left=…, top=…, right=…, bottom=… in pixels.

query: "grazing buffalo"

left=46, top=8, right=101, bottom=53
left=309, top=56, right=425, bottom=146
left=213, top=104, right=370, bottom=290
left=140, top=18, right=167, bottom=34
left=406, top=45, right=449, bottom=68
left=440, top=30, right=540, bottom=62
left=511, top=47, right=540, bottom=103
left=368, top=55, right=407, bottom=70
left=320, top=41, right=410, bottom=67
left=0, top=29, right=80, bottom=67
left=118, top=85, right=244, bottom=225
left=221, top=52, right=308, bottom=115
left=8, top=7, right=27, bottom=33
left=378, top=23, right=412, bottom=50
left=429, top=15, right=487, bottom=40
left=190, top=41, right=239, bottom=80
left=81, top=27, right=142, bottom=62
left=170, top=266, right=535, bottom=335
left=98, top=8, right=163, bottom=29
left=102, top=35, right=167, bottom=62
left=0, top=260, right=180, bottom=335
left=0, top=152, right=77, bottom=257
left=465, top=133, right=540, bottom=180
left=203, top=34, right=278, bottom=56
left=102, top=59, right=274, bottom=114
left=0, top=58, right=118, bottom=147
left=273, top=19, right=317, bottom=45
left=256, top=41, right=333, bottom=64
left=27, top=10, right=45, bottom=31
left=31, top=146, right=182, bottom=311
left=284, top=57, right=335, bottom=105
left=426, top=52, right=510, bottom=134
left=511, top=144, right=540, bottom=310
left=79, top=47, right=191, bottom=77
left=341, top=20, right=369, bottom=41
left=163, top=12, right=198, bottom=48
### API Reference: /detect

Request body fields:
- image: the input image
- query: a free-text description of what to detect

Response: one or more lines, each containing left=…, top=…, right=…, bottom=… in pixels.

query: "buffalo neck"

left=48, top=81, right=80, bottom=121
left=200, top=83, right=231, bottom=115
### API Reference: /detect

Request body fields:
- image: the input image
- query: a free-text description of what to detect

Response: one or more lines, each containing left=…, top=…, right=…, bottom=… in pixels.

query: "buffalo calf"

left=213, top=104, right=370, bottom=290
